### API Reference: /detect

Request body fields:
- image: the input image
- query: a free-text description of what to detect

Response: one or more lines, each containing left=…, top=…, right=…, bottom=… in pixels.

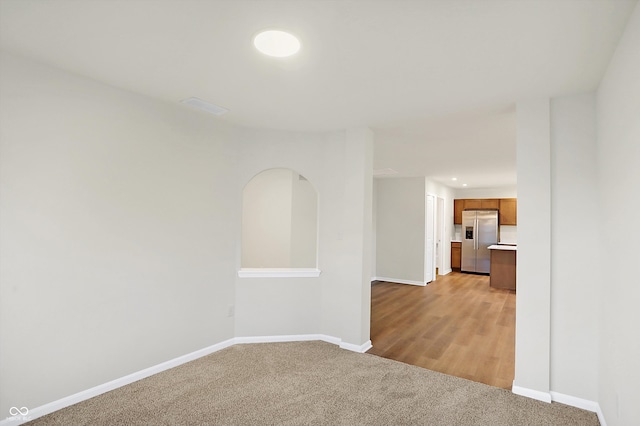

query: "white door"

left=436, top=197, right=444, bottom=273
left=425, top=194, right=436, bottom=283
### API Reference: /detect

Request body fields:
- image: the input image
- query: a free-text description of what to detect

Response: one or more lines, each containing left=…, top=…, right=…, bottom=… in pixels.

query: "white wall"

left=234, top=127, right=373, bottom=347
left=0, top=53, right=375, bottom=416
left=0, top=53, right=239, bottom=415
left=549, top=93, right=598, bottom=401
left=337, top=128, right=373, bottom=345
left=513, top=99, right=551, bottom=399
left=497, top=226, right=517, bottom=244
left=242, top=168, right=293, bottom=267
left=374, top=177, right=426, bottom=283
left=596, top=3, right=640, bottom=424
left=290, top=173, right=318, bottom=268
left=234, top=129, right=328, bottom=338
left=374, top=177, right=454, bottom=283
left=503, top=7, right=639, bottom=417
left=241, top=168, right=317, bottom=268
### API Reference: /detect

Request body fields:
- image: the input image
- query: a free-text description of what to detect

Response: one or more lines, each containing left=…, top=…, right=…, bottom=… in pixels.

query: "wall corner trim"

left=371, top=276, right=426, bottom=286
left=340, top=340, right=372, bottom=353
left=234, top=334, right=340, bottom=346
left=512, top=384, right=552, bottom=403
left=10, top=334, right=371, bottom=425
left=235, top=334, right=371, bottom=353
left=511, top=386, right=604, bottom=424
left=549, top=391, right=605, bottom=425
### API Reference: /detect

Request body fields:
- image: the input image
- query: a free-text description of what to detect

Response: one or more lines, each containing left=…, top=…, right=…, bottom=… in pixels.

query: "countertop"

left=488, top=244, right=517, bottom=251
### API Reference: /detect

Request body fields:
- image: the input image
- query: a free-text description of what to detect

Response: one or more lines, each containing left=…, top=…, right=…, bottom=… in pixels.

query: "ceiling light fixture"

left=253, top=29, right=300, bottom=57
left=452, top=177, right=458, bottom=181
left=462, top=183, right=468, bottom=187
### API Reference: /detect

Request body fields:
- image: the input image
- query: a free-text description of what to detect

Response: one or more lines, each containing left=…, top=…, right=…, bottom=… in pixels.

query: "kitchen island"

left=488, top=245, right=517, bottom=291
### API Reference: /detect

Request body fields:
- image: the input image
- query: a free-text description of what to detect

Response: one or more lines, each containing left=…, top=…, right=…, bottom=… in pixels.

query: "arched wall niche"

left=239, top=168, right=320, bottom=278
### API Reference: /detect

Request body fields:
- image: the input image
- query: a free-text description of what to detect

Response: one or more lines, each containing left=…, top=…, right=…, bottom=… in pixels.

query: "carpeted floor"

left=28, top=341, right=599, bottom=425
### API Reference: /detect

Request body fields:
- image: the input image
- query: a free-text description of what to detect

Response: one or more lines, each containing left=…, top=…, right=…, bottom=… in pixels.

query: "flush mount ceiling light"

left=253, top=30, right=300, bottom=57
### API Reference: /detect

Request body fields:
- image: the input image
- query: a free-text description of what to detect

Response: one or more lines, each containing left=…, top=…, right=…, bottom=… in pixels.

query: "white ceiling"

left=1, top=0, right=636, bottom=189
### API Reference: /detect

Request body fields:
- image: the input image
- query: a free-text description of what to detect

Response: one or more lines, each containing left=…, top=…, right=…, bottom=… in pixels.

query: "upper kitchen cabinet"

left=481, top=199, right=500, bottom=209
left=464, top=199, right=483, bottom=210
left=453, top=198, right=517, bottom=225
left=454, top=199, right=464, bottom=224
left=499, top=198, right=517, bottom=225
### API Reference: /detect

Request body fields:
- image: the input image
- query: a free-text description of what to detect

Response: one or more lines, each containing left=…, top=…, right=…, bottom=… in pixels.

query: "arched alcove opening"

left=239, top=168, right=320, bottom=277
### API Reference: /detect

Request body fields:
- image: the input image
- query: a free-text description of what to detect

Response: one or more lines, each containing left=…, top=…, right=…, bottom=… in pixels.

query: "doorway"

left=425, top=193, right=445, bottom=283
left=436, top=196, right=445, bottom=276
left=425, top=194, right=435, bottom=283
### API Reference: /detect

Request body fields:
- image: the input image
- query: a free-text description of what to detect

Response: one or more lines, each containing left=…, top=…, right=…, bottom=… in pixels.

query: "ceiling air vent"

left=373, top=168, right=398, bottom=176
left=181, top=97, right=229, bottom=116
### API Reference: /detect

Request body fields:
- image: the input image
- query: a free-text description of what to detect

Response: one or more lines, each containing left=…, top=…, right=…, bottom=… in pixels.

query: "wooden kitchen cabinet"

left=451, top=242, right=461, bottom=270
left=481, top=199, right=500, bottom=209
left=454, top=200, right=464, bottom=224
left=454, top=199, right=489, bottom=224
left=453, top=198, right=517, bottom=225
left=490, top=248, right=516, bottom=291
left=499, top=198, right=517, bottom=225
left=463, top=199, right=483, bottom=210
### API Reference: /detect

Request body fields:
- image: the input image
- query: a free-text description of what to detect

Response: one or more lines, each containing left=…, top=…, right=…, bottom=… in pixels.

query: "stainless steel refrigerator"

left=461, top=210, right=498, bottom=274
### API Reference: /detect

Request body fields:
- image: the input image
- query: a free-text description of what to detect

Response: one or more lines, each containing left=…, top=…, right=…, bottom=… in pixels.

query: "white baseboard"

left=235, top=334, right=371, bottom=353
left=512, top=384, right=552, bottom=403
left=372, top=276, right=426, bottom=286
left=438, top=268, right=452, bottom=276
left=234, top=334, right=341, bottom=346
left=595, top=404, right=607, bottom=426
left=17, top=337, right=605, bottom=426
left=340, top=340, right=372, bottom=353
left=511, top=385, right=605, bottom=424
left=549, top=391, right=605, bottom=425
left=511, top=384, right=606, bottom=424
left=0, top=338, right=236, bottom=426
left=5, top=334, right=372, bottom=425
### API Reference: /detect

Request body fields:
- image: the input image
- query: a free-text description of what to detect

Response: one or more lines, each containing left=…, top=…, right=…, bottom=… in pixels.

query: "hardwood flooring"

left=367, top=272, right=515, bottom=389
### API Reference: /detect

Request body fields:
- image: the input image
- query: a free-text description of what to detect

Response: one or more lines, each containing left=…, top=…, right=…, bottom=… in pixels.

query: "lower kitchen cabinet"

left=451, top=242, right=461, bottom=270
left=489, top=248, right=516, bottom=291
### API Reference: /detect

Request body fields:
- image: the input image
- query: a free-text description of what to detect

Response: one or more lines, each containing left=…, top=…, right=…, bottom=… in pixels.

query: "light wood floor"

left=367, top=272, right=515, bottom=389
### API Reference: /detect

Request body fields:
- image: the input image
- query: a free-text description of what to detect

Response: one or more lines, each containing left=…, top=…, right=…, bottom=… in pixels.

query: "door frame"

left=425, top=193, right=437, bottom=284
left=436, top=196, right=445, bottom=274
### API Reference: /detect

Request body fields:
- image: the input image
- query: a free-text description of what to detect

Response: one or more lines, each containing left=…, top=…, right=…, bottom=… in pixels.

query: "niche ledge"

left=238, top=268, right=321, bottom=278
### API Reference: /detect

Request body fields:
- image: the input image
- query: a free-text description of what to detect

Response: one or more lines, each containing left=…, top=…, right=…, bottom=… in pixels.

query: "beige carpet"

left=28, top=341, right=599, bottom=425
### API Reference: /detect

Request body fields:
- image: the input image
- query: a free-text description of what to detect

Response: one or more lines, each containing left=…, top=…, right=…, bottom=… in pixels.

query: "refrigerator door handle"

left=474, top=218, right=478, bottom=250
